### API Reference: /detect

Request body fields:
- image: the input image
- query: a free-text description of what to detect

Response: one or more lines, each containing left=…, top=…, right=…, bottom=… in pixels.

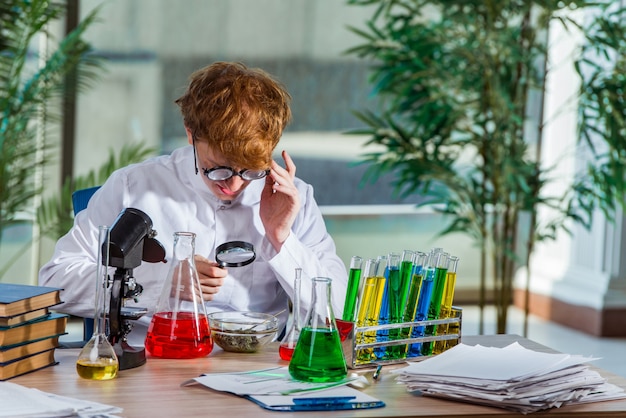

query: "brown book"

left=0, top=349, right=56, bottom=381
left=0, top=308, right=50, bottom=327
left=0, top=283, right=62, bottom=317
left=0, top=313, right=68, bottom=347
left=0, top=335, right=60, bottom=363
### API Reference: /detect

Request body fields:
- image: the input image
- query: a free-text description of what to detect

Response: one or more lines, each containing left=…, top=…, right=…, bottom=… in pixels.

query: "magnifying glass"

left=215, top=241, right=256, bottom=268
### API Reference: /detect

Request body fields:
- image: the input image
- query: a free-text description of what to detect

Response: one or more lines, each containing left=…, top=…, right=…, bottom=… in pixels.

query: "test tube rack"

left=337, top=307, right=462, bottom=369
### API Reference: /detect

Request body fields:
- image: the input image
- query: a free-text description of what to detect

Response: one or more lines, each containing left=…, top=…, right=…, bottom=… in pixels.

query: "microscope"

left=104, top=208, right=166, bottom=370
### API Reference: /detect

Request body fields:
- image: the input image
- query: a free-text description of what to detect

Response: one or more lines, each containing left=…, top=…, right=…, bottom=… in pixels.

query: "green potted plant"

left=0, top=0, right=101, bottom=255
left=0, top=2, right=156, bottom=280
left=345, top=0, right=626, bottom=333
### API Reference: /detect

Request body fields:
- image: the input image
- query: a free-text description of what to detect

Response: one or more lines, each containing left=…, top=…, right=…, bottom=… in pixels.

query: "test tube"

left=433, top=255, right=459, bottom=354
left=354, top=258, right=379, bottom=364
left=388, top=251, right=426, bottom=360
left=375, top=253, right=400, bottom=360
left=407, top=251, right=438, bottom=357
left=396, top=250, right=416, bottom=322
left=342, top=256, right=363, bottom=322
left=355, top=260, right=379, bottom=323
left=421, top=252, right=450, bottom=356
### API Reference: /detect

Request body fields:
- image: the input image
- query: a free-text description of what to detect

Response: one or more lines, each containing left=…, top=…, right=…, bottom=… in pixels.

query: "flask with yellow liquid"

left=76, top=226, right=119, bottom=380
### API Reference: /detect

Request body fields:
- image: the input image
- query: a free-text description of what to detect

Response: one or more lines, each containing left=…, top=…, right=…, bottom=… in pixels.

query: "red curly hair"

left=175, top=62, right=292, bottom=170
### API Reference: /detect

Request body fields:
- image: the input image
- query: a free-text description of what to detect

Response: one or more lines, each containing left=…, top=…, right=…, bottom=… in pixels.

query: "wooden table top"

left=10, top=334, right=626, bottom=418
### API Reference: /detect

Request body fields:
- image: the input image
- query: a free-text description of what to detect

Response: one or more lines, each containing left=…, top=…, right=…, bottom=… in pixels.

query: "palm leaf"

left=37, top=142, right=156, bottom=240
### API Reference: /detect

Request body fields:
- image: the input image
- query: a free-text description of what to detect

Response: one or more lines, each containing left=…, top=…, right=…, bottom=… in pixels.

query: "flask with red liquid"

left=145, top=232, right=213, bottom=358
left=279, top=268, right=302, bottom=361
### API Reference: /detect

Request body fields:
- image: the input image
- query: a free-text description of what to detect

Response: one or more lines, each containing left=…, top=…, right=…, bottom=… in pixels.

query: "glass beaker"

left=289, top=277, right=347, bottom=382
left=145, top=232, right=213, bottom=358
left=279, top=268, right=302, bottom=361
left=76, top=226, right=119, bottom=380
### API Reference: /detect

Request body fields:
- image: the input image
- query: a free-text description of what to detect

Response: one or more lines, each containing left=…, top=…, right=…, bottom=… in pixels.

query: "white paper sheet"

left=0, top=381, right=122, bottom=418
left=182, top=366, right=361, bottom=395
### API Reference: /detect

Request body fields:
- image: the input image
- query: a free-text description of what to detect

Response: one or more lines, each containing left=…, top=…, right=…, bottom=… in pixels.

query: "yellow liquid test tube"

left=354, top=259, right=379, bottom=364
left=433, top=255, right=459, bottom=354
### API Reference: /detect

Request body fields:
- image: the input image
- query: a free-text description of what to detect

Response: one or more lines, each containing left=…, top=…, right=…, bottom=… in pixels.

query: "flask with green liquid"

left=289, top=277, right=347, bottom=383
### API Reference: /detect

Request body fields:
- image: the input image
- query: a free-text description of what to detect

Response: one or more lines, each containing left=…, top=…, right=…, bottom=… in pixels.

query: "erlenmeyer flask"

left=278, top=268, right=302, bottom=361
left=76, top=226, right=119, bottom=380
left=289, top=277, right=347, bottom=382
left=145, top=232, right=213, bottom=358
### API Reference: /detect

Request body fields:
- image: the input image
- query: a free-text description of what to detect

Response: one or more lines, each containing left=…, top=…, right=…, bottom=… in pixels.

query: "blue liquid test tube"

left=407, top=251, right=439, bottom=358
left=375, top=253, right=400, bottom=360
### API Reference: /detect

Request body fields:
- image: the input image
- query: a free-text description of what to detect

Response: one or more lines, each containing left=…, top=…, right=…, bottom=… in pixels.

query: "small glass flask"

left=145, top=232, right=213, bottom=358
left=76, top=226, right=119, bottom=380
left=289, top=277, right=347, bottom=382
left=279, top=268, right=302, bottom=361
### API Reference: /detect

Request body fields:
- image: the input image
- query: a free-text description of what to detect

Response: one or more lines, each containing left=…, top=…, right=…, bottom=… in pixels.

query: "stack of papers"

left=0, top=381, right=122, bottom=418
left=392, top=342, right=626, bottom=414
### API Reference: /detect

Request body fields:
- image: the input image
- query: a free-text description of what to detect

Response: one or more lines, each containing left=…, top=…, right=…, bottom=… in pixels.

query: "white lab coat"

left=38, top=146, right=348, bottom=346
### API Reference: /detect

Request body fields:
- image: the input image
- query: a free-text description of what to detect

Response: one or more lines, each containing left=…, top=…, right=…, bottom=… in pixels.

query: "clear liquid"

left=289, top=327, right=347, bottom=382
left=76, top=357, right=118, bottom=380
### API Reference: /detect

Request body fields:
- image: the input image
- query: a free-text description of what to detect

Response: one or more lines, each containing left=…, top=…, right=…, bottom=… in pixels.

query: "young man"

left=39, top=62, right=348, bottom=346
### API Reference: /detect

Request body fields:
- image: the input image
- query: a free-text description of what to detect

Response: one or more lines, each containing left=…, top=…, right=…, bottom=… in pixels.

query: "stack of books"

left=0, top=283, right=67, bottom=381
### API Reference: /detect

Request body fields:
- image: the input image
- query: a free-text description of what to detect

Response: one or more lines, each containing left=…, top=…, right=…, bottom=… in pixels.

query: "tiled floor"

left=62, top=304, right=626, bottom=378
left=458, top=304, right=626, bottom=378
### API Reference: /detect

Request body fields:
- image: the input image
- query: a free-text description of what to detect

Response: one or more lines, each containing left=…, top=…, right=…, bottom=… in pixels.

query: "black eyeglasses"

left=192, top=133, right=269, bottom=181
left=202, top=166, right=270, bottom=181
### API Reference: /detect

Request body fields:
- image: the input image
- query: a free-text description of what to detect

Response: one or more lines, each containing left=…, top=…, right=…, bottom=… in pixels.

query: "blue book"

left=0, top=283, right=63, bottom=317
left=0, top=313, right=68, bottom=347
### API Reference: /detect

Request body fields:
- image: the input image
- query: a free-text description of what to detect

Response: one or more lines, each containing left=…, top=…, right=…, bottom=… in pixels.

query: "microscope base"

left=114, top=341, right=147, bottom=370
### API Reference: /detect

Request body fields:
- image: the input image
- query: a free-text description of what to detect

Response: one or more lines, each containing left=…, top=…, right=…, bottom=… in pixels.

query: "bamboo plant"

left=0, top=1, right=155, bottom=280
left=345, top=0, right=626, bottom=333
left=0, top=0, right=101, bottom=250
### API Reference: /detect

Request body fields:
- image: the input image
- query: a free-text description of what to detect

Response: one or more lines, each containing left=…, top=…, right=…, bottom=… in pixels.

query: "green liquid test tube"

left=386, top=250, right=416, bottom=358
left=421, top=252, right=450, bottom=356
left=394, top=250, right=416, bottom=323
left=342, top=256, right=363, bottom=322
left=389, top=251, right=426, bottom=360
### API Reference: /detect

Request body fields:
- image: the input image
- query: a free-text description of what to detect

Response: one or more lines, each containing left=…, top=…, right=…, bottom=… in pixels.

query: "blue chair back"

left=72, top=186, right=101, bottom=214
